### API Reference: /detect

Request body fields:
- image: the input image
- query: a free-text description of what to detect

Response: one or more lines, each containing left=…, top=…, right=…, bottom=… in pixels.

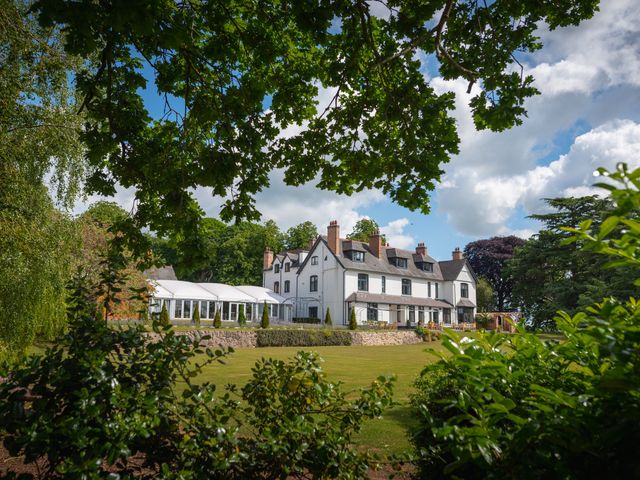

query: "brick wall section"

left=148, top=329, right=422, bottom=348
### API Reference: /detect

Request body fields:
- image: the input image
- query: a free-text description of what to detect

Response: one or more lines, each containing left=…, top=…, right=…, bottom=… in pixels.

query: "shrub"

left=292, top=317, right=321, bottom=324
left=213, top=308, right=221, bottom=328
left=160, top=302, right=170, bottom=326
left=238, top=304, right=247, bottom=326
left=349, top=308, right=357, bottom=330
left=256, top=329, right=352, bottom=347
left=324, top=307, right=332, bottom=327
left=474, top=312, right=491, bottom=328
left=192, top=303, right=201, bottom=327
left=261, top=301, right=269, bottom=329
left=411, top=164, right=640, bottom=479
left=0, top=318, right=393, bottom=478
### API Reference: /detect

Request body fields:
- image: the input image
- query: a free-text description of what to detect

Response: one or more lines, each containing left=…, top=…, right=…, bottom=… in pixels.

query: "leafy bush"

left=324, top=307, right=332, bottom=327
left=292, top=317, right=321, bottom=324
left=213, top=308, right=221, bottom=328
left=160, top=302, right=170, bottom=326
left=256, top=329, right=352, bottom=347
left=411, top=164, right=640, bottom=479
left=261, top=301, right=269, bottom=329
left=474, top=312, right=491, bottom=328
left=0, top=318, right=393, bottom=478
left=414, top=327, right=441, bottom=341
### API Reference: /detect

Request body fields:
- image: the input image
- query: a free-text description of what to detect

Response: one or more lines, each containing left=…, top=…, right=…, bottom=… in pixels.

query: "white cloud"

left=380, top=218, right=415, bottom=249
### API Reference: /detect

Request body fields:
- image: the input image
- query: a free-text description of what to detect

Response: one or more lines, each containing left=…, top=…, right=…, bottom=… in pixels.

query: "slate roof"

left=346, top=292, right=452, bottom=308
left=439, top=259, right=470, bottom=281
left=265, top=249, right=309, bottom=271
left=456, top=298, right=476, bottom=308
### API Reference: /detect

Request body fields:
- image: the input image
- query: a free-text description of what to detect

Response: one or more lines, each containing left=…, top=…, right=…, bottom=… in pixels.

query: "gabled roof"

left=438, top=259, right=478, bottom=281
left=197, top=283, right=256, bottom=302
left=152, top=280, right=218, bottom=300
left=265, top=249, right=308, bottom=271
left=457, top=298, right=476, bottom=308
left=236, top=286, right=292, bottom=304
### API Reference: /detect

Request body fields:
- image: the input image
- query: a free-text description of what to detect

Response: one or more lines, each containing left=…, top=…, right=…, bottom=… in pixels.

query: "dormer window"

left=351, top=251, right=365, bottom=262
left=418, top=262, right=433, bottom=272
left=392, top=257, right=408, bottom=269
left=285, top=262, right=290, bottom=272
left=274, top=263, right=280, bottom=273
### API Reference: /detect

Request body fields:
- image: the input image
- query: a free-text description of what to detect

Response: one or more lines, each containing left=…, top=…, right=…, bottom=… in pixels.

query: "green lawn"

left=193, top=342, right=448, bottom=454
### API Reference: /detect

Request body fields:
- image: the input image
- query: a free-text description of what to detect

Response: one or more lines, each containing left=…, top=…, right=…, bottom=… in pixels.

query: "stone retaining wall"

left=149, top=329, right=422, bottom=348
left=349, top=331, right=423, bottom=346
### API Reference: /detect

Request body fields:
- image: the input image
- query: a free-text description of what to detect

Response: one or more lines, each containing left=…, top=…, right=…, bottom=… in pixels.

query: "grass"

left=193, top=342, right=449, bottom=454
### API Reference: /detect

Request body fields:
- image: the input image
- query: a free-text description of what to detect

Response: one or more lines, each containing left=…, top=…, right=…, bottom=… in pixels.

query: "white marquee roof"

left=151, top=280, right=218, bottom=300
left=236, top=286, right=291, bottom=304
left=197, top=283, right=256, bottom=302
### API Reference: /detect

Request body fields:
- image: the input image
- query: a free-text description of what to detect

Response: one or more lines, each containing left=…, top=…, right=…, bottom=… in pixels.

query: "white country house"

left=263, top=221, right=477, bottom=327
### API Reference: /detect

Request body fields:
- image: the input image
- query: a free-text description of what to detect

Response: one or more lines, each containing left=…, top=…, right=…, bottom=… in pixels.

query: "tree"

left=475, top=278, right=494, bottom=313
left=31, top=0, right=600, bottom=259
left=464, top=236, right=526, bottom=311
left=324, top=307, right=332, bottom=327
left=213, top=308, right=221, bottom=329
left=285, top=221, right=318, bottom=250
left=192, top=303, right=201, bottom=327
left=238, top=304, right=247, bottom=326
left=349, top=308, right=357, bottom=330
left=507, top=196, right=636, bottom=330
left=347, top=219, right=386, bottom=244
left=261, top=302, right=270, bottom=329
left=159, top=302, right=170, bottom=327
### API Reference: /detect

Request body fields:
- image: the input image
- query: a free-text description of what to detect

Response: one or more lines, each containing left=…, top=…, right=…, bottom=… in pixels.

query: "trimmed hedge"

left=256, top=329, right=352, bottom=347
left=292, top=317, right=322, bottom=324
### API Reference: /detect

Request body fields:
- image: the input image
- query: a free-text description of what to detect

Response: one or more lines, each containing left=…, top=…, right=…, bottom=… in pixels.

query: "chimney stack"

left=263, top=248, right=274, bottom=269
left=416, top=242, right=427, bottom=256
left=452, top=247, right=463, bottom=260
left=369, top=230, right=383, bottom=258
left=327, top=220, right=341, bottom=256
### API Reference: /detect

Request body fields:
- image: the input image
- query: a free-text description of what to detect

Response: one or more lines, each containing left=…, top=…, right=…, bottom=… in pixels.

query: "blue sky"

left=77, top=1, right=640, bottom=261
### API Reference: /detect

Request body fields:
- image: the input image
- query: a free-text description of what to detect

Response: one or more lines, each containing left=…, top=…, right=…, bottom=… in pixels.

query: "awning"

left=456, top=298, right=476, bottom=308
left=345, top=292, right=452, bottom=308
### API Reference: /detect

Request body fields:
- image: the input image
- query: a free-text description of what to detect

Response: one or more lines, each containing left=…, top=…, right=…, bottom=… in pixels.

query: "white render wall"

left=263, top=255, right=299, bottom=300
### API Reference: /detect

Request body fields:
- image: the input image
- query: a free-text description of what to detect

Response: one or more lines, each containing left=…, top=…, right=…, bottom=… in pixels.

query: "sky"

left=74, top=0, right=640, bottom=261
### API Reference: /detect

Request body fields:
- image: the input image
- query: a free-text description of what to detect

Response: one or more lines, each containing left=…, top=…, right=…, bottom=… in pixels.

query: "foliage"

left=213, top=308, right=221, bottom=329
left=411, top=165, right=640, bottom=479
left=508, top=196, right=636, bottom=329
left=260, top=302, right=269, bottom=329
left=0, top=317, right=393, bottom=478
left=159, top=302, right=170, bottom=327
left=30, top=0, right=600, bottom=258
left=0, top=166, right=77, bottom=359
left=347, top=218, right=386, bottom=244
left=285, top=221, right=318, bottom=250
left=474, top=312, right=492, bottom=328
left=256, top=330, right=353, bottom=347
left=324, top=307, right=333, bottom=327
left=292, top=317, right=322, bottom=324
left=464, top=236, right=525, bottom=311
left=475, top=277, right=494, bottom=312
left=238, top=304, right=247, bottom=327
left=192, top=303, right=201, bottom=327
left=349, top=308, right=358, bottom=330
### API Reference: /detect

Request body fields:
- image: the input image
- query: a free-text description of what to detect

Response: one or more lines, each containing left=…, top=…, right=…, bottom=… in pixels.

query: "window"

left=309, top=306, right=318, bottom=318
left=231, top=303, right=238, bottom=321
left=272, top=304, right=279, bottom=317
left=311, top=256, right=318, bottom=265
left=428, top=282, right=432, bottom=298
left=223, top=302, right=230, bottom=320
left=367, top=303, right=378, bottom=321
left=274, top=263, right=280, bottom=273
left=457, top=307, right=473, bottom=323
left=435, top=283, right=439, bottom=299
left=433, top=310, right=440, bottom=323
left=174, top=300, right=182, bottom=319
left=310, top=275, right=318, bottom=292
left=200, top=301, right=207, bottom=319
left=208, top=301, right=216, bottom=319
left=285, top=262, right=290, bottom=272
left=246, top=303, right=253, bottom=321
left=418, top=307, right=425, bottom=324
left=393, top=257, right=408, bottom=268
left=419, top=262, right=433, bottom=272
left=382, top=275, right=386, bottom=293
left=461, top=283, right=469, bottom=298
left=408, top=305, right=415, bottom=323
left=352, top=251, right=365, bottom=262
left=284, top=280, right=290, bottom=293
left=183, top=300, right=191, bottom=319
left=274, top=281, right=280, bottom=294
left=358, top=273, right=369, bottom=291
left=402, top=279, right=412, bottom=295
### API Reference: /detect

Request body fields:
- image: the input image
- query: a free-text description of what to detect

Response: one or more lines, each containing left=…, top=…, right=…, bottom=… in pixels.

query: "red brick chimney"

left=369, top=230, right=382, bottom=258
left=327, top=220, right=341, bottom=256
left=263, top=248, right=274, bottom=269
left=452, top=247, right=463, bottom=260
left=416, top=242, right=427, bottom=256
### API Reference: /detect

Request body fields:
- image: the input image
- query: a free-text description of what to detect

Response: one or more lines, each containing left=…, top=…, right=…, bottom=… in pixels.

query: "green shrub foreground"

left=256, top=329, right=352, bottom=347
left=411, top=164, right=640, bottom=479
left=0, top=318, right=393, bottom=478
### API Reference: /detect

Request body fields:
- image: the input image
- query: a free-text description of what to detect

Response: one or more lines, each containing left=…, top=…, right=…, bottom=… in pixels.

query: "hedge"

left=292, top=317, right=322, bottom=324
left=256, top=329, right=352, bottom=347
